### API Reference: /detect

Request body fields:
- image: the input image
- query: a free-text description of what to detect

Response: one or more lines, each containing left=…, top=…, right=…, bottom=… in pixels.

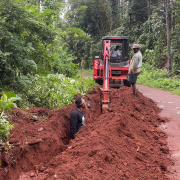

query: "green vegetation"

left=66, top=0, right=180, bottom=74
left=78, top=69, right=93, bottom=76
left=0, top=0, right=96, bottom=110
left=0, top=0, right=180, bottom=142
left=0, top=0, right=180, bottom=115
left=19, top=74, right=97, bottom=109
left=67, top=0, right=180, bottom=95
left=137, top=63, right=180, bottom=95
left=0, top=0, right=87, bottom=87
left=0, top=92, right=21, bottom=143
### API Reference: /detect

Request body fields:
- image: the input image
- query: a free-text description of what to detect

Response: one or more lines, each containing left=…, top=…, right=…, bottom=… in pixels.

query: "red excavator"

left=93, top=36, right=130, bottom=109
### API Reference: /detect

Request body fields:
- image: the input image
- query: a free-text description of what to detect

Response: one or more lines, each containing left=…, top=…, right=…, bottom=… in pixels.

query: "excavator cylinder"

left=102, top=41, right=111, bottom=110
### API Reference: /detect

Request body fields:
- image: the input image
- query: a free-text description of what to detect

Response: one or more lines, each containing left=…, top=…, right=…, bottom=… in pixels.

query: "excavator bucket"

left=102, top=103, right=109, bottom=111
left=102, top=89, right=110, bottom=111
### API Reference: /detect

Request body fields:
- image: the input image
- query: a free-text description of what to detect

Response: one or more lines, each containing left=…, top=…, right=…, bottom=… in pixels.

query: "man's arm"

left=69, top=113, right=78, bottom=140
left=110, top=50, right=113, bottom=56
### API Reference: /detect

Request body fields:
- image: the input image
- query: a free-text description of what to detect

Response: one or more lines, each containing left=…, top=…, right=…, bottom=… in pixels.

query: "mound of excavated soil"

left=0, top=87, right=172, bottom=180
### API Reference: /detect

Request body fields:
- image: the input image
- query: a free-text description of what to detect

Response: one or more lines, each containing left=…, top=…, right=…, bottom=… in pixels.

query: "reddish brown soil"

left=0, top=87, right=172, bottom=180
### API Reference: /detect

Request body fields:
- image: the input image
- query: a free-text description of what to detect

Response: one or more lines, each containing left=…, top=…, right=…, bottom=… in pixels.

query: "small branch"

left=81, top=60, right=85, bottom=89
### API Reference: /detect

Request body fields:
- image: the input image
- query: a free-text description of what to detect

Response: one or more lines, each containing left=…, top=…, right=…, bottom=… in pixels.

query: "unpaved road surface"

left=137, top=85, right=180, bottom=180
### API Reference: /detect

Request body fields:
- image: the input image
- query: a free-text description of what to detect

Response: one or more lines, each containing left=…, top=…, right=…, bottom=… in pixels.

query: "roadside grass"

left=137, top=63, right=180, bottom=96
left=78, top=68, right=93, bottom=76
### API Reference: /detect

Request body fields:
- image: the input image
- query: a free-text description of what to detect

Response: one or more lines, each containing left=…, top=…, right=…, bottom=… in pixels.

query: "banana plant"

left=0, top=92, right=21, bottom=142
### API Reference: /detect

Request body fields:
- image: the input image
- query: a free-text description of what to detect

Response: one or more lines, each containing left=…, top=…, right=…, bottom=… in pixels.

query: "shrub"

left=22, top=74, right=97, bottom=109
left=137, top=63, right=180, bottom=95
left=0, top=92, right=21, bottom=143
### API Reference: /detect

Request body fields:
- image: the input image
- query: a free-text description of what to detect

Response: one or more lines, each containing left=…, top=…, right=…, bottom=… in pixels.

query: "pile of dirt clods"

left=0, top=86, right=172, bottom=180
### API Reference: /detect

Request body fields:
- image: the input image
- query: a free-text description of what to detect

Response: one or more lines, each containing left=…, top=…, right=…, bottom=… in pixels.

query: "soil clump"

left=0, top=87, right=171, bottom=180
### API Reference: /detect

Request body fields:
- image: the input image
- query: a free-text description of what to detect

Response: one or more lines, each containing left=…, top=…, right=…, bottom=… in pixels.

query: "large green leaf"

left=5, top=103, right=17, bottom=114
left=24, top=59, right=37, bottom=67
left=8, top=96, right=22, bottom=102
left=1, top=101, right=6, bottom=109
left=4, top=92, right=16, bottom=99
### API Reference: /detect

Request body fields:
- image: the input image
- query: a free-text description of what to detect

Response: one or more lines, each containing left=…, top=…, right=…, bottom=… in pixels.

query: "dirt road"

left=137, top=85, right=180, bottom=180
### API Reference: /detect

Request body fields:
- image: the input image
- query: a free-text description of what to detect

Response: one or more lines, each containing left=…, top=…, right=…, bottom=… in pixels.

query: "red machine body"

left=93, top=36, right=130, bottom=109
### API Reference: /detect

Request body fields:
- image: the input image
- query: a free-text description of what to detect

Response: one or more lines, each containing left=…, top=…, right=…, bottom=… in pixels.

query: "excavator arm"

left=102, top=40, right=111, bottom=110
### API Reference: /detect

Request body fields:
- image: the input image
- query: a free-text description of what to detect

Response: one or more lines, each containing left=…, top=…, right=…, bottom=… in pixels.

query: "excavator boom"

left=102, top=40, right=111, bottom=110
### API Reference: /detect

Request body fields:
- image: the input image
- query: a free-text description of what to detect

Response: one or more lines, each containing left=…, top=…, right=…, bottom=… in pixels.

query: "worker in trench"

left=128, top=44, right=142, bottom=97
left=69, top=97, right=87, bottom=140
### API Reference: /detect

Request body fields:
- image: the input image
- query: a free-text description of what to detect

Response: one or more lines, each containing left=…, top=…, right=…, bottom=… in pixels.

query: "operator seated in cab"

left=110, top=45, right=121, bottom=58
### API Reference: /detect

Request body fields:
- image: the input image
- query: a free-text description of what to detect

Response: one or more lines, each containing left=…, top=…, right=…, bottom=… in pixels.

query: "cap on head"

left=133, top=44, right=141, bottom=49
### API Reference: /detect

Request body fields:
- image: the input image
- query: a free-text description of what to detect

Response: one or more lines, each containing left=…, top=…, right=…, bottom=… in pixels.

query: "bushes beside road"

left=137, top=63, right=180, bottom=96
left=19, top=74, right=97, bottom=109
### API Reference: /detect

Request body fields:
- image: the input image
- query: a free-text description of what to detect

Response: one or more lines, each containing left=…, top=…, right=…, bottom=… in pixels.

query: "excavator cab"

left=93, top=36, right=130, bottom=109
left=102, top=37, right=129, bottom=62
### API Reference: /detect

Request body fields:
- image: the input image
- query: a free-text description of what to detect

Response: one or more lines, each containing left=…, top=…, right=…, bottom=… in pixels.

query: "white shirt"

left=110, top=49, right=120, bottom=57
left=82, top=116, right=85, bottom=125
left=129, top=50, right=142, bottom=74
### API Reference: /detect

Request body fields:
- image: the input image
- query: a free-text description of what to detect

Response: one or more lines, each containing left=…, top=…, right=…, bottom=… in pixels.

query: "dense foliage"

left=0, top=0, right=179, bottom=142
left=0, top=0, right=78, bottom=89
left=0, top=0, right=180, bottom=112
left=137, top=63, right=180, bottom=95
left=20, top=74, right=97, bottom=109
left=66, top=0, right=180, bottom=74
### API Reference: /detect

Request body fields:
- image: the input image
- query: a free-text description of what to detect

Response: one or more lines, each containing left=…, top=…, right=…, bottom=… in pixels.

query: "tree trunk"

left=165, top=0, right=172, bottom=77
left=121, top=0, right=124, bottom=19
left=171, top=0, right=174, bottom=32
left=129, top=13, right=132, bottom=30
left=81, top=60, right=84, bottom=89
left=129, top=0, right=132, bottom=30
left=147, top=0, right=151, bottom=20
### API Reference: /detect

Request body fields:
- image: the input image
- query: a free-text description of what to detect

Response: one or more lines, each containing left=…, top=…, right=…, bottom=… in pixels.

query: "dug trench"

left=0, top=87, right=172, bottom=180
